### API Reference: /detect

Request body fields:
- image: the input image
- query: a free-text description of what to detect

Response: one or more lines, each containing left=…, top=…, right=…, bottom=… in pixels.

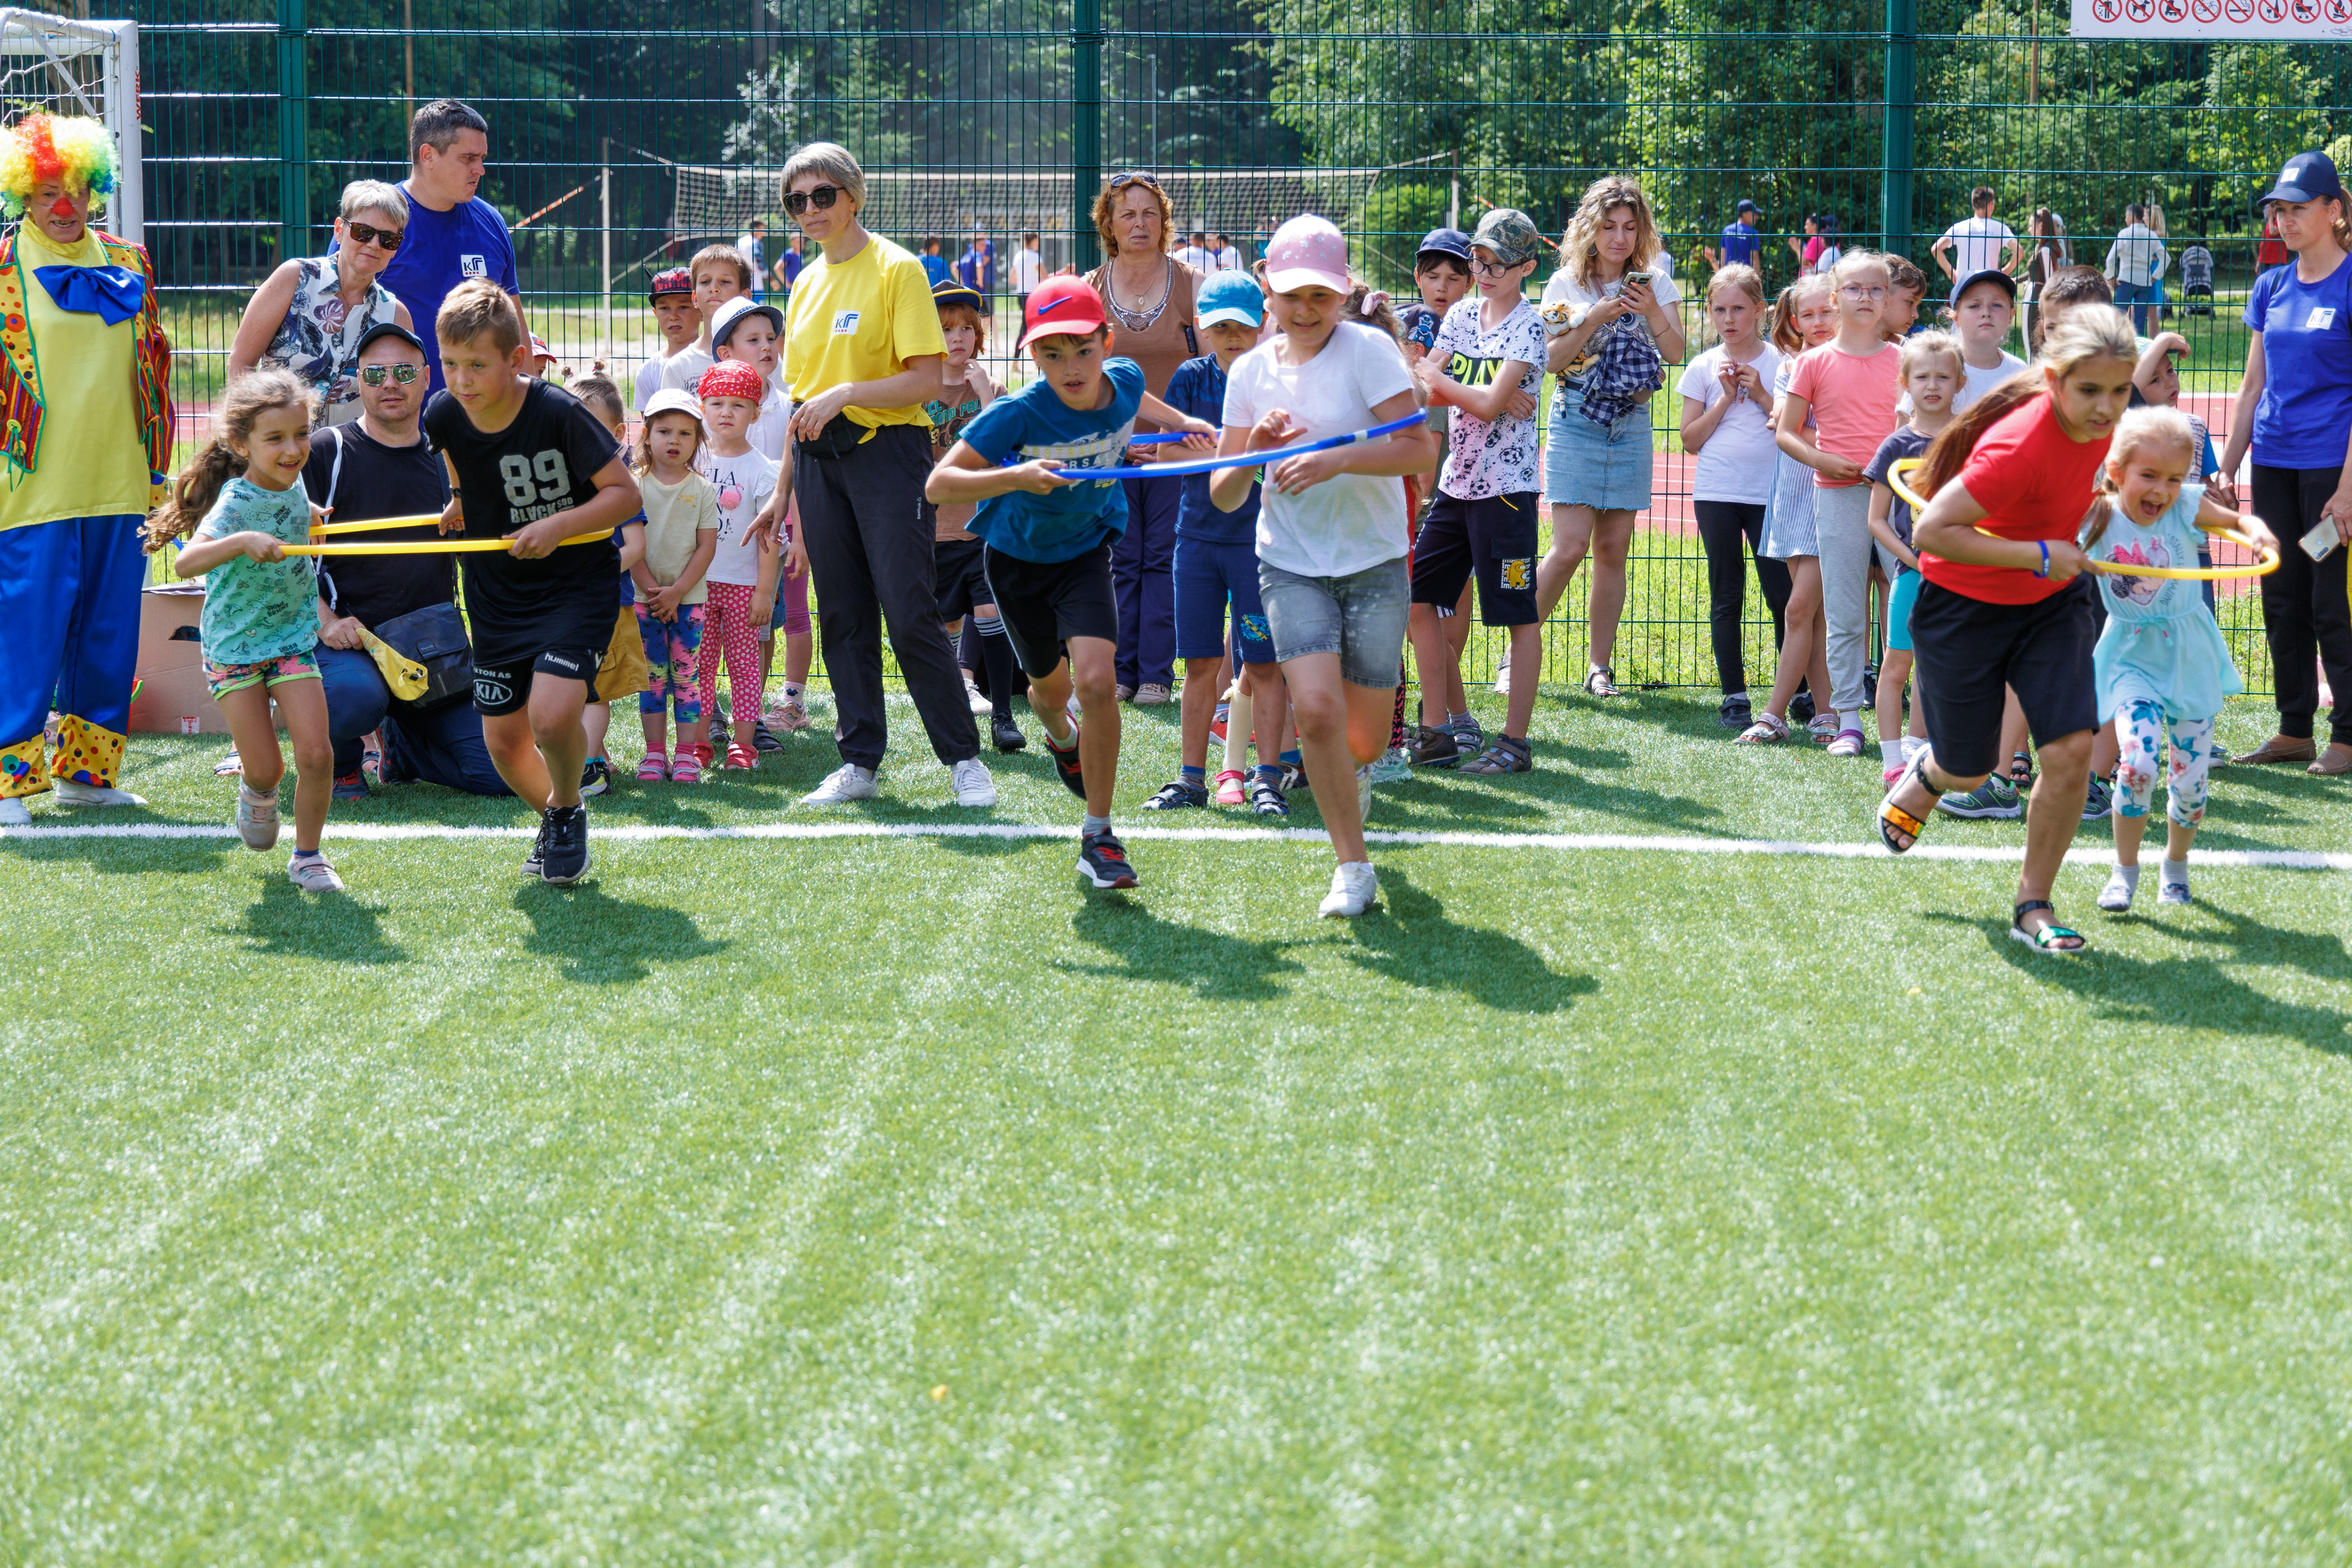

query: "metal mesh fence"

left=132, top=0, right=2352, bottom=694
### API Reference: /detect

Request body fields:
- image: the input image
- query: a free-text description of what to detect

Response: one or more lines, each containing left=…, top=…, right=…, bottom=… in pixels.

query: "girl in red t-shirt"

left=1876, top=306, right=2141, bottom=955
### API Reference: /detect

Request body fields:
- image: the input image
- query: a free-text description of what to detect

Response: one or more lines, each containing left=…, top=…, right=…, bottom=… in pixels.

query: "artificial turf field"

left=9, top=687, right=2352, bottom=1563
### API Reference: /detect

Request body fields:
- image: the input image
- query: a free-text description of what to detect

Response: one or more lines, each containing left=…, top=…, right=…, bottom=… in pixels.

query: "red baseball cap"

left=1019, top=276, right=1109, bottom=351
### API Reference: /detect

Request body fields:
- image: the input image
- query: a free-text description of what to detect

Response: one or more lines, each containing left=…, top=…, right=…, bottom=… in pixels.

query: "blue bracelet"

left=2035, top=540, right=2050, bottom=578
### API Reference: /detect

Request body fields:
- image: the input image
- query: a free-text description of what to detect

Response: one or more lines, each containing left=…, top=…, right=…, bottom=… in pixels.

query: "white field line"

left=4, top=817, right=2349, bottom=870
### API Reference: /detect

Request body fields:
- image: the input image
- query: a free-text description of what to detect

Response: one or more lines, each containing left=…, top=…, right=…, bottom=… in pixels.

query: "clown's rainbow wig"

left=0, top=114, right=119, bottom=221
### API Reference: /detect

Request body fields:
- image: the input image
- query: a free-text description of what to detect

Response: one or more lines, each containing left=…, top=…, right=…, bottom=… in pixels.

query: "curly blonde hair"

left=1558, top=175, right=1663, bottom=291
left=1092, top=174, right=1174, bottom=259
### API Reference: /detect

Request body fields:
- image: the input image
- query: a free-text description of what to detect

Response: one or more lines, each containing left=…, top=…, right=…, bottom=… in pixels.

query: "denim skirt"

left=1542, top=383, right=1654, bottom=513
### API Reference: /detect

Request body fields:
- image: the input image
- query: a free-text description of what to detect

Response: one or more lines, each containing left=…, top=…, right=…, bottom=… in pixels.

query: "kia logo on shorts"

left=474, top=677, right=512, bottom=706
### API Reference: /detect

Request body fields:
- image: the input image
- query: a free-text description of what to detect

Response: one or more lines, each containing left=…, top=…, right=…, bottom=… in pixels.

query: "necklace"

left=1107, top=256, right=1173, bottom=333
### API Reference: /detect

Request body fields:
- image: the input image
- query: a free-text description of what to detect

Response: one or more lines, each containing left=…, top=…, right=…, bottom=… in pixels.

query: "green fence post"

left=277, top=0, right=308, bottom=263
left=1071, top=0, right=1101, bottom=272
left=1880, top=0, right=1916, bottom=255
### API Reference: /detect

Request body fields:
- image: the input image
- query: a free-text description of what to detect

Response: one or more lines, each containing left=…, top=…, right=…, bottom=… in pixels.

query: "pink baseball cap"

left=1264, top=214, right=1351, bottom=295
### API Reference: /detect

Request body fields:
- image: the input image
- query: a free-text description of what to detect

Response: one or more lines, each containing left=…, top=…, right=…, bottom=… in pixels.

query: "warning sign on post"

left=2073, top=0, right=2352, bottom=39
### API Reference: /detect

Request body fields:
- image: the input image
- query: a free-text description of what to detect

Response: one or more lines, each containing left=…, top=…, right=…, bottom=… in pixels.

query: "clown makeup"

left=32, top=180, right=88, bottom=246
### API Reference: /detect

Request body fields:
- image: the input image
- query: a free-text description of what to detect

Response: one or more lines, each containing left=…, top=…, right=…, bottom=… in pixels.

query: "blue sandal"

left=2009, top=898, right=2087, bottom=955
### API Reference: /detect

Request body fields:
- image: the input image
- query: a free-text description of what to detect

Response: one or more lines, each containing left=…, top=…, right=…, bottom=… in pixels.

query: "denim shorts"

left=1542, top=382, right=1656, bottom=512
left=1258, top=555, right=1410, bottom=688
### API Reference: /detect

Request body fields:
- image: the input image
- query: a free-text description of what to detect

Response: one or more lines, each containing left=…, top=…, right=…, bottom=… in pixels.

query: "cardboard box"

left=129, top=582, right=226, bottom=735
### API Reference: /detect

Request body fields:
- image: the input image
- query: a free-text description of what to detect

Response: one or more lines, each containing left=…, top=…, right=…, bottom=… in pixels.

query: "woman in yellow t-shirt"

left=768, top=140, right=991, bottom=809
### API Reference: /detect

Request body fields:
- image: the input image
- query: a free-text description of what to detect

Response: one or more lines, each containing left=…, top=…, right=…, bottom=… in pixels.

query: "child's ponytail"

left=144, top=367, right=314, bottom=551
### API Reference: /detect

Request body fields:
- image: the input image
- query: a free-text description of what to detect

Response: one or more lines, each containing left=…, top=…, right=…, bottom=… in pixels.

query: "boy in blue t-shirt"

left=1139, top=269, right=1292, bottom=814
left=926, top=277, right=1215, bottom=890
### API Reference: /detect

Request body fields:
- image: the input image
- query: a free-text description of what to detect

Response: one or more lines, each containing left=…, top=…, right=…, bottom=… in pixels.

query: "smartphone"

left=2303, top=516, right=2339, bottom=563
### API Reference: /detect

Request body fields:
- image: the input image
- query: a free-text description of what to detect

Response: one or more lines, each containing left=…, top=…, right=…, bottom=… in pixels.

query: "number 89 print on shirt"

left=423, top=379, right=625, bottom=655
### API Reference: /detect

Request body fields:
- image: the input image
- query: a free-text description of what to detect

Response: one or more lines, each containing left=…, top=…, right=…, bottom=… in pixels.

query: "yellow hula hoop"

left=1886, top=457, right=2279, bottom=582
left=282, top=528, right=614, bottom=557
left=309, top=514, right=446, bottom=537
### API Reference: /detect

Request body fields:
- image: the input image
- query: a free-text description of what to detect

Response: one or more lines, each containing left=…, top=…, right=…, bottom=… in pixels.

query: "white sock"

left=2110, top=862, right=2142, bottom=892
left=2161, top=857, right=2191, bottom=889
left=1839, top=710, right=1863, bottom=734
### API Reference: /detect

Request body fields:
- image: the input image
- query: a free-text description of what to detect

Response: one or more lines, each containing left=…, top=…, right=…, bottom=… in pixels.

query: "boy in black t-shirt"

left=423, top=279, right=641, bottom=883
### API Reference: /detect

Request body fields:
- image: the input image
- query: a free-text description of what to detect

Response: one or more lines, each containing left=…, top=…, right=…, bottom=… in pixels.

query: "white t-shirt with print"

left=1675, top=342, right=1784, bottom=504
left=1539, top=261, right=1682, bottom=387
left=1938, top=216, right=2016, bottom=282
left=1222, top=321, right=1418, bottom=580
left=1433, top=297, right=1546, bottom=500
left=696, top=444, right=780, bottom=587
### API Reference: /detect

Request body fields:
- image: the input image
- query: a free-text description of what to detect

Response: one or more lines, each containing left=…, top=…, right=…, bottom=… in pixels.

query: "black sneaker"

left=332, top=770, right=370, bottom=802
left=2082, top=776, right=2114, bottom=821
left=1247, top=776, right=1290, bottom=817
left=1863, top=662, right=1879, bottom=708
left=753, top=720, right=783, bottom=754
left=1407, top=723, right=1462, bottom=768
left=709, top=711, right=732, bottom=749
left=522, top=813, right=551, bottom=878
left=1718, top=694, right=1752, bottom=730
left=1790, top=689, right=1816, bottom=724
left=1077, top=828, right=1138, bottom=889
left=1141, top=779, right=1208, bottom=810
left=1044, top=726, right=1087, bottom=798
left=990, top=713, right=1027, bottom=753
left=540, top=802, right=591, bottom=885
left=580, top=757, right=612, bottom=798
left=1279, top=761, right=1311, bottom=794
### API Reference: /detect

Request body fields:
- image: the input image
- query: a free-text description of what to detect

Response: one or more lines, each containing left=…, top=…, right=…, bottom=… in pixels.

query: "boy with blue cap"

left=1142, top=268, right=1294, bottom=813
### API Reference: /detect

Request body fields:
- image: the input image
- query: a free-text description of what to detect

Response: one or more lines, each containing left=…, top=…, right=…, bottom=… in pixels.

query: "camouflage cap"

left=1470, top=207, right=1545, bottom=269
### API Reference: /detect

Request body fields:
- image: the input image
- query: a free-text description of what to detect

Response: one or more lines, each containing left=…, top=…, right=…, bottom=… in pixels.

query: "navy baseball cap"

left=2260, top=150, right=2343, bottom=209
left=1952, top=267, right=2017, bottom=302
left=1735, top=198, right=1760, bottom=216
left=1414, top=227, right=1473, bottom=266
left=355, top=321, right=427, bottom=357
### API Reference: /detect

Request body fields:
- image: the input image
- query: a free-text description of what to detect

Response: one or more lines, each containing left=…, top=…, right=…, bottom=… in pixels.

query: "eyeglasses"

left=1470, top=256, right=1522, bottom=277
left=783, top=184, right=845, bottom=216
left=1839, top=284, right=1888, bottom=299
left=359, top=363, right=419, bottom=385
left=344, top=220, right=402, bottom=251
left=1107, top=171, right=1162, bottom=191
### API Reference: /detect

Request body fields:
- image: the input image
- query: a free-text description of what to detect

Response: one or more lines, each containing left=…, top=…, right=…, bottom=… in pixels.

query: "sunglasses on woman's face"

left=345, top=220, right=402, bottom=251
left=359, top=363, right=420, bottom=385
left=783, top=184, right=844, bottom=216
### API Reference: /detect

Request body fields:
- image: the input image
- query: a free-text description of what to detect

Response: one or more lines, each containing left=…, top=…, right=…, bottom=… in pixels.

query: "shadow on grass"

left=1927, top=905, right=2352, bottom=1055
left=513, top=881, right=728, bottom=983
left=1059, top=896, right=1309, bottom=1002
left=1344, top=868, right=1597, bottom=1015
left=226, top=875, right=408, bottom=965
left=1, top=831, right=235, bottom=877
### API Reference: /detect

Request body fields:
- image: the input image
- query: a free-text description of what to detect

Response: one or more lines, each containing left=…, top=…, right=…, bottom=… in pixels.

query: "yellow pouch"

left=360, top=629, right=431, bottom=702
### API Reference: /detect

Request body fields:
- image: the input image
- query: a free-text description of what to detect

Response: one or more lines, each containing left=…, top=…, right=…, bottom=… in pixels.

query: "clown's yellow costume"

left=0, top=114, right=172, bottom=821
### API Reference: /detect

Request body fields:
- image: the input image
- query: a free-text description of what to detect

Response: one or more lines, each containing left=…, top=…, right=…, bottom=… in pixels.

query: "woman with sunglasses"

left=1087, top=170, right=1204, bottom=705
left=768, top=140, right=993, bottom=809
left=229, top=179, right=417, bottom=427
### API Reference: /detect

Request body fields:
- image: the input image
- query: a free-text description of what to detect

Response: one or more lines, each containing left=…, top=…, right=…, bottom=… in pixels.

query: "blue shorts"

left=1885, top=566, right=1920, bottom=653
left=1173, top=534, right=1276, bottom=664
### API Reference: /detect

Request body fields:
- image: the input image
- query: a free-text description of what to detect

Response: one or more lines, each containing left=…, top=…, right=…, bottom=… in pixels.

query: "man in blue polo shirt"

left=372, top=99, right=521, bottom=395
left=1706, top=198, right=1765, bottom=272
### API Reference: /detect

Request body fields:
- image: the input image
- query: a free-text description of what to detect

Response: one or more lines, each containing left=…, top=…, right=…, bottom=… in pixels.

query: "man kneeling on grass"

left=426, top=278, right=642, bottom=885
left=924, top=276, right=1214, bottom=890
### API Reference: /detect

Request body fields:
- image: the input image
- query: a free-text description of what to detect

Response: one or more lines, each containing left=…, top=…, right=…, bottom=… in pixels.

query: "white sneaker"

left=799, top=764, right=879, bottom=806
left=950, top=757, right=997, bottom=808
left=2098, top=866, right=2138, bottom=912
left=2159, top=865, right=2192, bottom=906
left=0, top=796, right=28, bottom=826
left=1492, top=650, right=1513, bottom=698
left=54, top=780, right=146, bottom=806
left=1356, top=762, right=1374, bottom=824
left=965, top=674, right=992, bottom=715
left=1134, top=683, right=1173, bottom=706
left=287, top=852, right=346, bottom=892
left=234, top=785, right=280, bottom=851
left=1319, top=860, right=1380, bottom=918
left=1368, top=745, right=1412, bottom=783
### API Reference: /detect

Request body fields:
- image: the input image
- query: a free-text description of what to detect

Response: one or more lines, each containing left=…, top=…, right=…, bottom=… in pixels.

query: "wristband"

left=2034, top=540, right=2050, bottom=579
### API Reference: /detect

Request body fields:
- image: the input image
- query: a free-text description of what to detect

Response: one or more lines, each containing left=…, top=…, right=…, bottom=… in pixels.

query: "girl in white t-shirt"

left=1676, top=263, right=1787, bottom=727
left=1527, top=176, right=1688, bottom=698
left=1211, top=215, right=1439, bottom=919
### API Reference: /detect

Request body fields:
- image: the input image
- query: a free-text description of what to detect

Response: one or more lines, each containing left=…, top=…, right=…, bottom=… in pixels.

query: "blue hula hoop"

left=1051, top=410, right=1429, bottom=482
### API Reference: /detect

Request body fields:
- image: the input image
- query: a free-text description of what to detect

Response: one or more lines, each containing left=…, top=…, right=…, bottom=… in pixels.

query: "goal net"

left=0, top=11, right=141, bottom=244
left=668, top=163, right=1387, bottom=270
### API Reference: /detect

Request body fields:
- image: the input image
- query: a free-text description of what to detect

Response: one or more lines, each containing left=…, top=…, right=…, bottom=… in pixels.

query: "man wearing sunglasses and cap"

left=298, top=321, right=510, bottom=800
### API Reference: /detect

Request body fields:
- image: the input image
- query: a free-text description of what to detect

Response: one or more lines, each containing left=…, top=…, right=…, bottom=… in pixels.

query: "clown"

left=0, top=114, right=172, bottom=825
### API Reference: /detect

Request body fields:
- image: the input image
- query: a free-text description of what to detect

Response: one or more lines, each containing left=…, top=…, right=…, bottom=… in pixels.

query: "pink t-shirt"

left=1786, top=342, right=1902, bottom=488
